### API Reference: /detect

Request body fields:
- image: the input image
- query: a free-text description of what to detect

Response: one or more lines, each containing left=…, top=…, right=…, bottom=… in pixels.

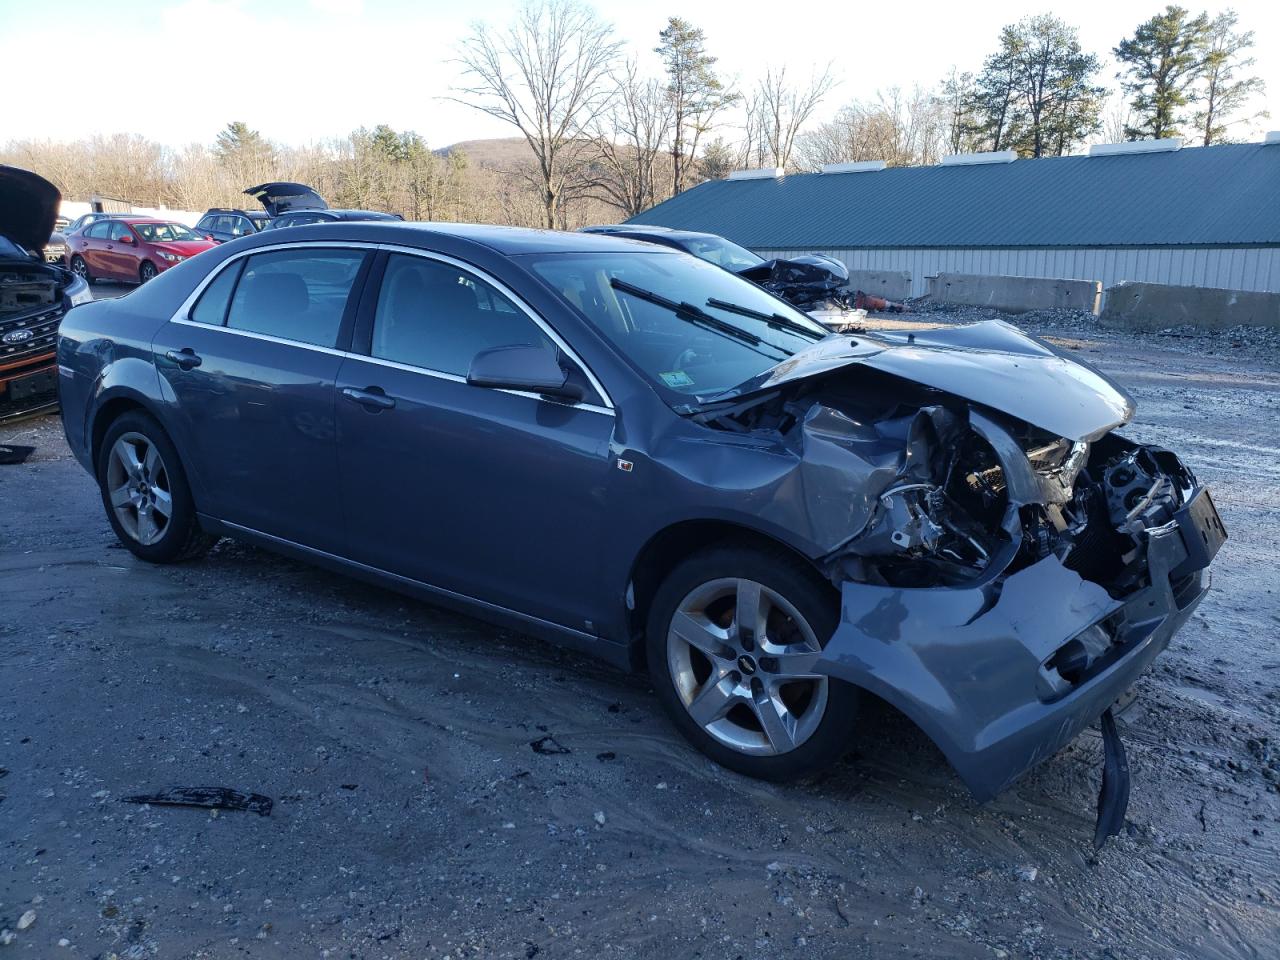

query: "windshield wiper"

left=610, top=278, right=771, bottom=350
left=705, top=297, right=826, bottom=340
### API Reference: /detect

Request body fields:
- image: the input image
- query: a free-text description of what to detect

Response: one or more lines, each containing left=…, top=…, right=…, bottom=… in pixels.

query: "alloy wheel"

left=140, top=262, right=157, bottom=282
left=105, top=432, right=173, bottom=546
left=71, top=257, right=88, bottom=279
left=666, top=577, right=828, bottom=757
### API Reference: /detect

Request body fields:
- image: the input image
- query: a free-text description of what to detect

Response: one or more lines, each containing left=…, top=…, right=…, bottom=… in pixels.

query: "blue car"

left=56, top=222, right=1224, bottom=827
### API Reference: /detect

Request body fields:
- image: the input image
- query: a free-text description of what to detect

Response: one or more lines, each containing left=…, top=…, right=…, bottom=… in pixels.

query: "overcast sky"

left=4, top=0, right=1276, bottom=149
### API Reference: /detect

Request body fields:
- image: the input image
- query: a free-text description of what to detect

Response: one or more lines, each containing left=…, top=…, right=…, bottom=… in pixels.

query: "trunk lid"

left=243, top=182, right=328, bottom=216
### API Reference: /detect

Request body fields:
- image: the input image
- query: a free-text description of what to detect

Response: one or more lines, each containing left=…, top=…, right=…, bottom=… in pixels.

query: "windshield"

left=133, top=222, right=199, bottom=243
left=527, top=250, right=828, bottom=400
left=681, top=235, right=764, bottom=272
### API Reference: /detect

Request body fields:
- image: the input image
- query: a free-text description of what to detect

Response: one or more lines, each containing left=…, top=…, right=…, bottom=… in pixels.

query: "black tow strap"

left=1093, top=707, right=1131, bottom=849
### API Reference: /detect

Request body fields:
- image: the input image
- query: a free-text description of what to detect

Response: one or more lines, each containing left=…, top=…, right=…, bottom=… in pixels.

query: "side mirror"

left=467, top=343, right=584, bottom=402
left=118, top=234, right=133, bottom=244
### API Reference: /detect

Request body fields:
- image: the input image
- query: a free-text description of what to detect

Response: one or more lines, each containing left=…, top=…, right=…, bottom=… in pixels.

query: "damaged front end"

left=1, top=165, right=89, bottom=423
left=691, top=336, right=1226, bottom=825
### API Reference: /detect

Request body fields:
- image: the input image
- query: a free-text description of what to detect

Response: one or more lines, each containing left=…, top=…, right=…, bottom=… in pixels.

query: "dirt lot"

left=1, top=316, right=1278, bottom=959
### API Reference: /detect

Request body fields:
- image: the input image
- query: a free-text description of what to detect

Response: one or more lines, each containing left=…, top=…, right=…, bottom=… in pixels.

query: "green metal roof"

left=628, top=142, right=1280, bottom=249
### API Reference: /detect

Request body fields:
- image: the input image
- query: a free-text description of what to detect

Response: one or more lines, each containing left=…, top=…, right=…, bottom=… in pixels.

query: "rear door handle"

left=342, top=386, right=395, bottom=411
left=165, top=348, right=202, bottom=370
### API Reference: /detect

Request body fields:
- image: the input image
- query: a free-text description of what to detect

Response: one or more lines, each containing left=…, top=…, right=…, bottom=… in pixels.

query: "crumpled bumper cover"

left=818, top=509, right=1208, bottom=801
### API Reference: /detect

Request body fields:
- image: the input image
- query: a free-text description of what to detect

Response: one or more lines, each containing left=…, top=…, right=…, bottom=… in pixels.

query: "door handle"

left=165, top=348, right=202, bottom=370
left=342, top=386, right=395, bottom=411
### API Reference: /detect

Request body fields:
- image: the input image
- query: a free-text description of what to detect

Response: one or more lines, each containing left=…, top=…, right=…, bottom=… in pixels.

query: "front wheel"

left=97, top=410, right=215, bottom=563
left=139, top=261, right=157, bottom=283
left=646, top=544, right=859, bottom=781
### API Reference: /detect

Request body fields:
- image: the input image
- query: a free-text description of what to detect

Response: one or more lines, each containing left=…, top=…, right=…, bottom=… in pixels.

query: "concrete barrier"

left=847, top=270, right=912, bottom=301
left=1100, top=282, right=1280, bottom=331
left=926, top=273, right=1102, bottom=314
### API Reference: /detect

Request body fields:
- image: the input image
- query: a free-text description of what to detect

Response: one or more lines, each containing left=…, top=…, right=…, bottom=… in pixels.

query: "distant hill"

left=438, top=137, right=532, bottom=168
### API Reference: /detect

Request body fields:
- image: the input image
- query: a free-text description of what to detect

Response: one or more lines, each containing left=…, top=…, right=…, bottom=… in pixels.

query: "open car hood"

left=0, top=164, right=60, bottom=253
left=243, top=182, right=328, bottom=216
left=708, top=320, right=1135, bottom=442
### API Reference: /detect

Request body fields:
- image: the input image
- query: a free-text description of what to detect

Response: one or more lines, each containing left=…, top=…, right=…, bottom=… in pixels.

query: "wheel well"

left=91, top=397, right=147, bottom=470
left=624, top=520, right=830, bottom=668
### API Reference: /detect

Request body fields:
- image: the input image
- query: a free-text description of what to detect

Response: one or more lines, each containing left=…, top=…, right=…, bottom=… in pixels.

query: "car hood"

left=153, top=240, right=216, bottom=256
left=708, top=320, right=1135, bottom=442
left=0, top=164, right=60, bottom=253
left=244, top=181, right=328, bottom=216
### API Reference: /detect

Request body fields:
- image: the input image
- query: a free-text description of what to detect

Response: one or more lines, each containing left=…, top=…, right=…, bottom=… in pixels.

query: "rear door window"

left=224, top=248, right=366, bottom=348
left=188, top=260, right=244, bottom=326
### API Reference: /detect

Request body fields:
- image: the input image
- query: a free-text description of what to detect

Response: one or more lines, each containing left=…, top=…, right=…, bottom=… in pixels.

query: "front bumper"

left=819, top=491, right=1212, bottom=801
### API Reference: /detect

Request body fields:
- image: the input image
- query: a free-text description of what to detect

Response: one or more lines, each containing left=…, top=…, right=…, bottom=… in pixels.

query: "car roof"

left=582, top=223, right=676, bottom=235
left=237, top=221, right=679, bottom=256
left=583, top=224, right=740, bottom=245
left=303, top=210, right=400, bottom=220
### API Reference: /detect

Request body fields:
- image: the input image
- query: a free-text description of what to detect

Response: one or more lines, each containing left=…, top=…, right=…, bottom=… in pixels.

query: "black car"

left=263, top=208, right=403, bottom=230
left=56, top=221, right=1226, bottom=842
left=580, top=224, right=853, bottom=312
left=580, top=224, right=765, bottom=272
left=240, top=181, right=401, bottom=232
left=193, top=208, right=271, bottom=244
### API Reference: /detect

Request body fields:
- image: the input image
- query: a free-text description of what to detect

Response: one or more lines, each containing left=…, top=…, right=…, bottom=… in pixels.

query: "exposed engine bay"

left=1, top=163, right=88, bottom=423
left=694, top=365, right=1204, bottom=599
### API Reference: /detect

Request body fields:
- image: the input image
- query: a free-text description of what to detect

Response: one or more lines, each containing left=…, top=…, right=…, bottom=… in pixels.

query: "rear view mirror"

left=467, top=343, right=584, bottom=402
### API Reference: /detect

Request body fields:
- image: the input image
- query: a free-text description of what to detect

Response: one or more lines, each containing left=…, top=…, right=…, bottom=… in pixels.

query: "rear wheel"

left=97, top=411, right=214, bottom=563
left=646, top=544, right=859, bottom=781
left=139, top=261, right=157, bottom=283
left=70, top=255, right=91, bottom=282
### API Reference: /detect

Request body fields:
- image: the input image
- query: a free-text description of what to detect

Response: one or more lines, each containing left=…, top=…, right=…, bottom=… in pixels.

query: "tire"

left=70, top=255, right=92, bottom=283
left=96, top=410, right=215, bottom=563
left=645, top=543, right=859, bottom=781
left=139, top=261, right=157, bottom=283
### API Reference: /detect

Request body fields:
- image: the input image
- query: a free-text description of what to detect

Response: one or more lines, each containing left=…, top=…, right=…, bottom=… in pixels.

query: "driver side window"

left=370, top=254, right=555, bottom=378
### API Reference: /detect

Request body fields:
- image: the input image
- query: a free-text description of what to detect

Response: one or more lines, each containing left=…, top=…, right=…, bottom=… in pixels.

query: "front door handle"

left=341, top=386, right=395, bottom=411
left=165, top=348, right=202, bottom=370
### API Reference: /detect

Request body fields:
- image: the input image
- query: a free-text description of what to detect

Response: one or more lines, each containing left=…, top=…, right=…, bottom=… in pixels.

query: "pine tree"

left=1114, top=5, right=1212, bottom=140
left=656, top=18, right=732, bottom=195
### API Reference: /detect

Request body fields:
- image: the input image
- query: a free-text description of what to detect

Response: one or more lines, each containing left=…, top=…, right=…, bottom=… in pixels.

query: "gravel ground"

left=1, top=313, right=1278, bottom=959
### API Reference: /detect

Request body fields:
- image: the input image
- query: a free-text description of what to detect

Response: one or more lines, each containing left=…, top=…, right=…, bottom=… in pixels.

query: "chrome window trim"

left=167, top=239, right=615, bottom=417
left=375, top=242, right=614, bottom=411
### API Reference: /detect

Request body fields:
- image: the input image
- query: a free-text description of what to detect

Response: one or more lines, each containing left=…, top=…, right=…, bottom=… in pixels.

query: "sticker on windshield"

left=659, top=370, right=695, bottom=388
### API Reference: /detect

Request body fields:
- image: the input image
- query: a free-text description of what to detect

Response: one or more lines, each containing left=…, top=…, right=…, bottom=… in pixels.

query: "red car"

left=67, top=217, right=217, bottom=284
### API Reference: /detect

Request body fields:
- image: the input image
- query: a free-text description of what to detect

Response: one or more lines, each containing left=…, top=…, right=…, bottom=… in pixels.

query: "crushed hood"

left=0, top=165, right=60, bottom=253
left=710, top=320, right=1134, bottom=442
left=243, top=182, right=328, bottom=216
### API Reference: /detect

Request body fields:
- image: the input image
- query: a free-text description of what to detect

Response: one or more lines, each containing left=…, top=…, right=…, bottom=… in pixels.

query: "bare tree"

left=588, top=60, right=673, bottom=218
left=1194, top=9, right=1267, bottom=145
left=747, top=65, right=837, bottom=170
left=794, top=86, right=947, bottom=171
left=451, top=0, right=622, bottom=229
